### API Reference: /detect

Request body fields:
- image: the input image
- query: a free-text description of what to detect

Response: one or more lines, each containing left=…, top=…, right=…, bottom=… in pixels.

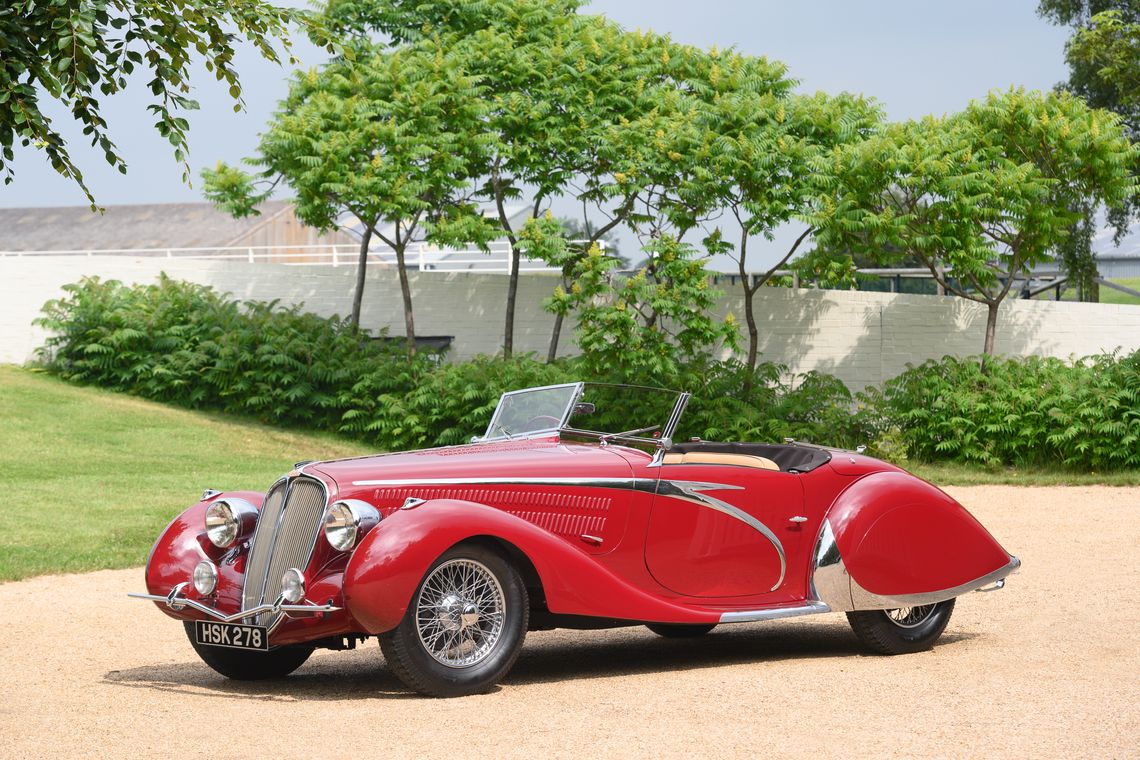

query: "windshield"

left=481, top=382, right=688, bottom=444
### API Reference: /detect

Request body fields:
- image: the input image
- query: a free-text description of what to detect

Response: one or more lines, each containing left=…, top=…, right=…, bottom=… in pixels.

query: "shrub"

left=874, top=353, right=1140, bottom=470
left=36, top=276, right=1140, bottom=471
left=35, top=275, right=418, bottom=429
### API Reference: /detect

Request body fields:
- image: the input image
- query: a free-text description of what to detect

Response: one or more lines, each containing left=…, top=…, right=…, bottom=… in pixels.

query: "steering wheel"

left=521, top=415, right=562, bottom=431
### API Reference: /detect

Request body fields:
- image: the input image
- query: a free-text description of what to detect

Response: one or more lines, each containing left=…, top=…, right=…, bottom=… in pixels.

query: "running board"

left=718, top=601, right=831, bottom=623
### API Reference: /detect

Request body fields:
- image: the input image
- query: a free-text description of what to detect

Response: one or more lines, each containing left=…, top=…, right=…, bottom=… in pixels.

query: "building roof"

left=0, top=200, right=294, bottom=252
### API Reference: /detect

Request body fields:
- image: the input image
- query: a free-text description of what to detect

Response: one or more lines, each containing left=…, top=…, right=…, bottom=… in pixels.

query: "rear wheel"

left=645, top=623, right=717, bottom=638
left=183, top=621, right=313, bottom=680
left=846, top=599, right=955, bottom=655
left=380, top=543, right=528, bottom=697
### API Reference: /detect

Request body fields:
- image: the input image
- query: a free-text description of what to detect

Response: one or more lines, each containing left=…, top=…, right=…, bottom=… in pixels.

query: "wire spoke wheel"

left=414, top=558, right=506, bottom=668
left=884, top=604, right=938, bottom=629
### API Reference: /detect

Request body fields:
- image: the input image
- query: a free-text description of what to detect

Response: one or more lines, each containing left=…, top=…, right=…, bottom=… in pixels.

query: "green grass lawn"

left=0, top=366, right=370, bottom=582
left=1032, top=276, right=1140, bottom=305
left=908, top=460, right=1140, bottom=487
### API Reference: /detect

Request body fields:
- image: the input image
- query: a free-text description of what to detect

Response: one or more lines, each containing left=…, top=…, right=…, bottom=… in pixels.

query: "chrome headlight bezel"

left=204, top=497, right=258, bottom=548
left=323, top=500, right=381, bottom=552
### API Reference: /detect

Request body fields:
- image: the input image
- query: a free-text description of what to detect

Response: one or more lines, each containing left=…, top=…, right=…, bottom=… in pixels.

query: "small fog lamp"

left=281, top=568, right=306, bottom=604
left=193, top=560, right=218, bottom=596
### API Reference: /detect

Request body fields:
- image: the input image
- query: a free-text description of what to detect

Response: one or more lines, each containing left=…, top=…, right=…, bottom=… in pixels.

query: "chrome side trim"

left=718, top=601, right=830, bottom=623
left=351, top=475, right=787, bottom=590
left=809, top=519, right=853, bottom=611
left=849, top=555, right=1022, bottom=610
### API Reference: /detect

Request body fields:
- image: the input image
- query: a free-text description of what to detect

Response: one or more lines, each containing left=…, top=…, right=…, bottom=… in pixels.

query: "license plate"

left=194, top=620, right=269, bottom=651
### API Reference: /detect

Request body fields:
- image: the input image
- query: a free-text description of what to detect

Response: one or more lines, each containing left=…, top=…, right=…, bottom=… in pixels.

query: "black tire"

left=183, top=621, right=314, bottom=680
left=645, top=623, right=717, bottom=638
left=846, top=599, right=955, bottom=655
left=379, top=543, right=528, bottom=697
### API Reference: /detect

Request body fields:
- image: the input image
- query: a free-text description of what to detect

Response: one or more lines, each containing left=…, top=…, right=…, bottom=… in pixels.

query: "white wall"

left=3, top=256, right=1139, bottom=389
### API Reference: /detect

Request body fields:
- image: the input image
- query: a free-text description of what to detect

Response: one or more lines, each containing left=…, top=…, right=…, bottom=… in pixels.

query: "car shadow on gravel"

left=507, top=622, right=977, bottom=687
left=103, top=623, right=977, bottom=699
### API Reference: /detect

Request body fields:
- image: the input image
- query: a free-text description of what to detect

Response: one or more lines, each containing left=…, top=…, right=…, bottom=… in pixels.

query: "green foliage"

left=871, top=353, right=1140, bottom=470
left=35, top=277, right=1140, bottom=471
left=34, top=275, right=417, bottom=429
left=808, top=87, right=1139, bottom=354
left=566, top=235, right=739, bottom=383
left=0, top=0, right=326, bottom=208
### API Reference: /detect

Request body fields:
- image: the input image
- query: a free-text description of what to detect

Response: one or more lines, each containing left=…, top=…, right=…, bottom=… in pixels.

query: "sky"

left=0, top=1, right=1083, bottom=267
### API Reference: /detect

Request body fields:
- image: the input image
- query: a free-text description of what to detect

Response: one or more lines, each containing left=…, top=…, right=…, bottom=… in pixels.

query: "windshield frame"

left=480, top=382, right=585, bottom=442
left=478, top=382, right=691, bottom=447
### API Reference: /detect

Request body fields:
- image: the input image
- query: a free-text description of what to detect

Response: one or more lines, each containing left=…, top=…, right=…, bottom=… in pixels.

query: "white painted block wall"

left=3, top=256, right=1139, bottom=389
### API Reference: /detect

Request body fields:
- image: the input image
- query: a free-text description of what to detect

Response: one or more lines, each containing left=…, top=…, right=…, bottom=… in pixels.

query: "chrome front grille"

left=242, top=477, right=328, bottom=626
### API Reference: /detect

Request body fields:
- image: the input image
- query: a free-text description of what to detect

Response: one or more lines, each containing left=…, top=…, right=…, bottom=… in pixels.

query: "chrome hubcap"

left=415, top=559, right=505, bottom=668
left=885, top=604, right=937, bottom=629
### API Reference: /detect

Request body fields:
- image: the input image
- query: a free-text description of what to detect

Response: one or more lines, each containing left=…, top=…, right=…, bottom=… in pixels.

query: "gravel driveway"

left=1, top=485, right=1137, bottom=759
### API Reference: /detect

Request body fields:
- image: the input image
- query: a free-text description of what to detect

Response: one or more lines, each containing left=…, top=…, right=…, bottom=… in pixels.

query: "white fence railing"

left=0, top=239, right=618, bottom=273
left=0, top=240, right=575, bottom=273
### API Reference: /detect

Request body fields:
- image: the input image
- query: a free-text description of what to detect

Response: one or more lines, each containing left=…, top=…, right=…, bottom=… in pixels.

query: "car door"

left=644, top=461, right=806, bottom=598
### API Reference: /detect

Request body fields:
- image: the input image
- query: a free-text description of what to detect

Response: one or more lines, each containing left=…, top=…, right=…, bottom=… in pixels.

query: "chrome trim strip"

left=718, top=601, right=831, bottom=623
left=128, top=590, right=339, bottom=623
left=352, top=475, right=787, bottom=591
left=849, top=555, right=1022, bottom=610
left=809, top=519, right=853, bottom=611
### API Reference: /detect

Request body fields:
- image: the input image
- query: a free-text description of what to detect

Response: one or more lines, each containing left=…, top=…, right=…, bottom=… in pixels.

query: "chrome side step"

left=718, top=601, right=831, bottom=624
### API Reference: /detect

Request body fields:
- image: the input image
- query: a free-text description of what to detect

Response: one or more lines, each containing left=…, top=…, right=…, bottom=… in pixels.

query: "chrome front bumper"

left=128, top=582, right=339, bottom=624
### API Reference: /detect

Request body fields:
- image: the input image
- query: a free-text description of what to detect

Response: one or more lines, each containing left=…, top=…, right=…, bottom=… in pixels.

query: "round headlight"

left=193, top=560, right=218, bottom=595
left=204, top=501, right=238, bottom=547
left=323, top=500, right=380, bottom=552
left=281, top=568, right=305, bottom=604
left=203, top=498, right=257, bottom=548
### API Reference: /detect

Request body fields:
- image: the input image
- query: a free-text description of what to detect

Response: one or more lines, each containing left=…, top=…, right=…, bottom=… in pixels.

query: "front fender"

left=143, top=490, right=264, bottom=619
left=343, top=499, right=720, bottom=633
left=813, top=472, right=1018, bottom=610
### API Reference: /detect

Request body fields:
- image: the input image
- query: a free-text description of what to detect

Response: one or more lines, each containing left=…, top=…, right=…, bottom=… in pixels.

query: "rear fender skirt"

left=342, top=499, right=722, bottom=634
left=810, top=472, right=1019, bottom=610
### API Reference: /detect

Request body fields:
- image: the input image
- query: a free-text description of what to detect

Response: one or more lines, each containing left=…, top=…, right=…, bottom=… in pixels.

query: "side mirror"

left=572, top=402, right=596, bottom=416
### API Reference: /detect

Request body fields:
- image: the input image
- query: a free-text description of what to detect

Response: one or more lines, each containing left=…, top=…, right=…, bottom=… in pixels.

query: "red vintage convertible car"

left=132, top=382, right=1019, bottom=696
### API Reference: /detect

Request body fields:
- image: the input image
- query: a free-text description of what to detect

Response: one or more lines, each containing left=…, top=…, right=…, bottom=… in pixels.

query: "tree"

left=1039, top=1, right=1140, bottom=138
left=560, top=235, right=738, bottom=383
left=1039, top=2, right=1140, bottom=298
left=203, top=39, right=492, bottom=350
left=809, top=88, right=1138, bottom=361
left=0, top=0, right=322, bottom=209
left=687, top=54, right=881, bottom=372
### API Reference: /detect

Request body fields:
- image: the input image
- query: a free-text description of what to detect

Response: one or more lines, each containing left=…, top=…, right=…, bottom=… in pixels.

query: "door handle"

left=789, top=516, right=808, bottom=524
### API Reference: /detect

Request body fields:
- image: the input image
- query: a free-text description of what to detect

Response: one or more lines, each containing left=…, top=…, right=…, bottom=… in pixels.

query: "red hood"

left=308, top=436, right=637, bottom=496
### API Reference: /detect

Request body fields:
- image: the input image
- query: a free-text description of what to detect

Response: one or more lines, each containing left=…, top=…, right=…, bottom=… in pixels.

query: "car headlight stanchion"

left=323, top=500, right=381, bottom=551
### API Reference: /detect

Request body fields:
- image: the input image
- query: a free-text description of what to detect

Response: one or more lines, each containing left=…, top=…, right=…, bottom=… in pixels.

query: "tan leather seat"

left=662, top=451, right=781, bottom=471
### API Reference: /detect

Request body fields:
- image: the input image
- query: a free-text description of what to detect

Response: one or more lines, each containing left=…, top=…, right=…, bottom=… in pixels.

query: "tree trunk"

left=393, top=245, right=416, bottom=357
left=349, top=224, right=374, bottom=331
left=744, top=281, right=759, bottom=372
left=547, top=275, right=567, bottom=364
left=504, top=246, right=520, bottom=358
left=982, top=300, right=1000, bottom=365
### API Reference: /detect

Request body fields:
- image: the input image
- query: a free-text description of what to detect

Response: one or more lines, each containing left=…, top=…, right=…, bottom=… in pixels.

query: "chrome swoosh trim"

left=351, top=475, right=787, bottom=591
left=654, top=479, right=786, bottom=591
